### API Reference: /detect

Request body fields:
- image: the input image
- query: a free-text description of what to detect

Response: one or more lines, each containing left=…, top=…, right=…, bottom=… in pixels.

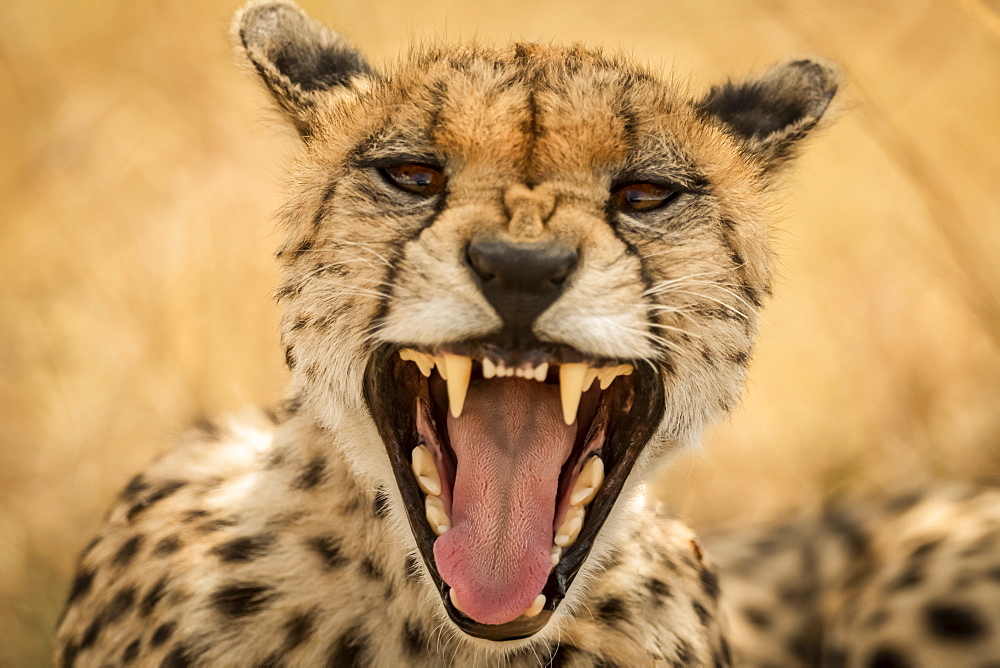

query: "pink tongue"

left=433, top=378, right=576, bottom=625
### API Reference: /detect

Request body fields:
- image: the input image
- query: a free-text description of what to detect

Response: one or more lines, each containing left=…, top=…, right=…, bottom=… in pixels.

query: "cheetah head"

left=237, top=0, right=837, bottom=644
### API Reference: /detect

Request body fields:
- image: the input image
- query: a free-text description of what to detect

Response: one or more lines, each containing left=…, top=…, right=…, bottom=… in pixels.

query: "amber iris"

left=382, top=164, right=446, bottom=196
left=611, top=182, right=676, bottom=212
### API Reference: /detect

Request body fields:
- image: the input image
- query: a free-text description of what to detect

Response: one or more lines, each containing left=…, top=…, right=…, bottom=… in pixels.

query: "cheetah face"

left=239, top=1, right=836, bottom=643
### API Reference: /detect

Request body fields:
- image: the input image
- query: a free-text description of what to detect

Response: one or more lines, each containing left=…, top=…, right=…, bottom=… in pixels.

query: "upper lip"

left=362, top=342, right=665, bottom=641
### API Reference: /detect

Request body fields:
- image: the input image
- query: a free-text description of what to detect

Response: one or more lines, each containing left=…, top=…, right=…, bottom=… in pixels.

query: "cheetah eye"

left=610, top=182, right=677, bottom=213
left=380, top=163, right=446, bottom=197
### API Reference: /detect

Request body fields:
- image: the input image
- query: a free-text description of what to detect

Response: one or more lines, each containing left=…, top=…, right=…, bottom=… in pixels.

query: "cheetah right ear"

left=235, top=0, right=373, bottom=140
left=697, top=58, right=839, bottom=172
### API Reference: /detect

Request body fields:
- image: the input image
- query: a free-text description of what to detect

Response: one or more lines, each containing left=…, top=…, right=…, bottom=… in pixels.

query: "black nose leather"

left=466, top=240, right=578, bottom=348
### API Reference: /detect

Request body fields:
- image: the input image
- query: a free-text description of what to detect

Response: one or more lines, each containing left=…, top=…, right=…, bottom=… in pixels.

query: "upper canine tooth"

left=555, top=505, right=585, bottom=547
left=533, top=362, right=548, bottom=382
left=559, top=363, right=588, bottom=425
left=399, top=349, right=434, bottom=377
left=523, top=594, right=545, bottom=618
left=411, top=444, right=442, bottom=496
left=569, top=456, right=604, bottom=506
left=425, top=495, right=450, bottom=535
left=444, top=354, right=472, bottom=418
left=482, top=357, right=497, bottom=379
left=434, top=356, right=449, bottom=380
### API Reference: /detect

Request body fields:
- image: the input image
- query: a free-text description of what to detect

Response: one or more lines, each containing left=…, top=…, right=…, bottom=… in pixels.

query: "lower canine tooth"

left=444, top=354, right=472, bottom=418
left=411, top=445, right=442, bottom=496
left=559, top=363, right=588, bottom=425
left=524, top=594, right=545, bottom=618
left=425, top=496, right=450, bottom=535
left=569, top=456, right=604, bottom=506
left=449, top=588, right=465, bottom=614
left=555, top=505, right=585, bottom=547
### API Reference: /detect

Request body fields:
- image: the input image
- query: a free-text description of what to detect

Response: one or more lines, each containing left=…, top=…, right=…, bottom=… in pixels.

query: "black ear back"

left=236, top=0, right=373, bottom=138
left=698, top=59, right=839, bottom=170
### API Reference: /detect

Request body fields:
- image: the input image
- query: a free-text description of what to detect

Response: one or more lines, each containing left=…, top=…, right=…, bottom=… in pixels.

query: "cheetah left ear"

left=697, top=58, right=839, bottom=171
left=235, top=0, right=373, bottom=140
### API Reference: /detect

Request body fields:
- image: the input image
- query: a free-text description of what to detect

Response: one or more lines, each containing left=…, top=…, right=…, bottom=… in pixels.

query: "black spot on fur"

left=212, top=533, right=277, bottom=563
left=372, top=488, right=391, bottom=519
left=868, top=646, right=912, bottom=668
left=66, top=569, right=95, bottom=605
left=182, top=509, right=209, bottom=523
left=925, top=602, right=987, bottom=641
left=693, top=600, right=711, bottom=626
left=151, top=621, right=176, bottom=647
left=360, top=557, right=385, bottom=581
left=120, top=474, right=149, bottom=501
left=284, top=609, right=317, bottom=650
left=294, top=239, right=313, bottom=257
left=256, top=654, right=283, bottom=668
left=294, top=455, right=327, bottom=489
left=113, top=535, right=145, bottom=567
left=122, top=638, right=141, bottom=664
left=308, top=535, right=349, bottom=570
left=596, top=596, right=629, bottom=624
left=79, top=617, right=103, bottom=649
left=104, top=586, right=136, bottom=624
left=79, top=535, right=103, bottom=561
left=675, top=639, right=694, bottom=664
left=646, top=577, right=672, bottom=605
left=731, top=351, right=749, bottom=366
left=141, top=576, right=169, bottom=617
left=402, top=619, right=426, bottom=657
left=700, top=567, right=721, bottom=600
left=887, top=563, right=924, bottom=590
left=60, top=641, right=78, bottom=668
left=326, top=623, right=373, bottom=667
left=884, top=490, right=922, bottom=513
left=284, top=345, right=296, bottom=369
left=743, top=606, right=772, bottom=629
left=193, top=416, right=221, bottom=439
left=153, top=535, right=183, bottom=557
left=161, top=643, right=199, bottom=668
left=824, top=646, right=848, bottom=668
left=197, top=517, right=239, bottom=533
left=126, top=480, right=186, bottom=523
left=211, top=583, right=278, bottom=618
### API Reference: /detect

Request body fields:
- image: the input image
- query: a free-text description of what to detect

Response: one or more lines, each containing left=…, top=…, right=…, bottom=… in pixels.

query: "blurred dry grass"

left=1, top=0, right=998, bottom=664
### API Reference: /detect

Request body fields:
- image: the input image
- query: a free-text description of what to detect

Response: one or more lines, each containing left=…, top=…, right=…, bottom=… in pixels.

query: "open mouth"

left=363, top=342, right=664, bottom=641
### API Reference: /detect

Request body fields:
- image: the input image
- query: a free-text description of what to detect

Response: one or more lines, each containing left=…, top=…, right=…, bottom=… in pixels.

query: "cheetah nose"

left=466, top=239, right=578, bottom=346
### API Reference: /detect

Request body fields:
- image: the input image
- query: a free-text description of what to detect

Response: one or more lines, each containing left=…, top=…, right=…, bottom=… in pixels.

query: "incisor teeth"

left=515, top=367, right=526, bottom=378
left=523, top=594, right=545, bottom=618
left=425, top=496, right=450, bottom=536
left=434, top=356, right=449, bottom=380
left=411, top=445, right=441, bottom=496
left=559, top=363, right=588, bottom=425
left=569, top=456, right=604, bottom=506
left=583, top=367, right=598, bottom=391
left=534, top=362, right=549, bottom=382
left=482, top=358, right=497, bottom=379
left=444, top=354, right=472, bottom=418
left=554, top=505, right=585, bottom=547
left=398, top=349, right=434, bottom=377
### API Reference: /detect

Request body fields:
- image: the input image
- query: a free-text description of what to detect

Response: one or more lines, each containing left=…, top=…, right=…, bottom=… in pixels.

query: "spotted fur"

left=54, top=1, right=844, bottom=665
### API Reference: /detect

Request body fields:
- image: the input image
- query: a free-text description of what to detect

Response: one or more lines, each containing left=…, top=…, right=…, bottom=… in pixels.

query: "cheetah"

left=52, top=1, right=847, bottom=665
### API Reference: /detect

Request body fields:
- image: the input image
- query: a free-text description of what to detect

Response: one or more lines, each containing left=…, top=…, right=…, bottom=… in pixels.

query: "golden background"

left=2, top=0, right=998, bottom=663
